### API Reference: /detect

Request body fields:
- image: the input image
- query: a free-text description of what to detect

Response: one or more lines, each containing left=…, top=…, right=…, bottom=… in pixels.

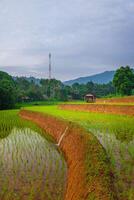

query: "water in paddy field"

left=0, top=128, right=67, bottom=200
left=93, top=130, right=134, bottom=199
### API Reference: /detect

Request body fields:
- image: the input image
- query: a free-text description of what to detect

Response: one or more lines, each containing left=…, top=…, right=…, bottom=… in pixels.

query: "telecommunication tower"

left=49, top=53, right=51, bottom=79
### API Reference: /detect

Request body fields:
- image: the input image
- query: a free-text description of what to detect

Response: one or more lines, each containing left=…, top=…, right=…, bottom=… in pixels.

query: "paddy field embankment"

left=97, top=96, right=134, bottom=104
left=20, top=109, right=116, bottom=200
left=59, top=103, right=134, bottom=116
left=24, top=101, right=134, bottom=200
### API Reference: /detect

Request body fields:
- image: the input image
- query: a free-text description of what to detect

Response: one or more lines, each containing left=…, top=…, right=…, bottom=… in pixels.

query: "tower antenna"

left=49, top=53, right=51, bottom=79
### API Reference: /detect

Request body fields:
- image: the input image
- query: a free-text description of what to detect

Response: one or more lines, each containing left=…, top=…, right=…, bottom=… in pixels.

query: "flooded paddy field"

left=0, top=110, right=67, bottom=200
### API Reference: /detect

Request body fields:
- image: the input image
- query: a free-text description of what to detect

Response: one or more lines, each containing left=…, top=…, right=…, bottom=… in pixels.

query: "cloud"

left=0, top=0, right=134, bottom=80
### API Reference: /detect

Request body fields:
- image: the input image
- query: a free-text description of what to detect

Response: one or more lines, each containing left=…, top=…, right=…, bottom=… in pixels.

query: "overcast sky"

left=0, top=0, right=134, bottom=81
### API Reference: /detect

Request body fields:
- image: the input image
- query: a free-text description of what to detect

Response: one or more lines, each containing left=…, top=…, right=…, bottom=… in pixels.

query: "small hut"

left=84, top=94, right=96, bottom=103
left=21, top=96, right=30, bottom=102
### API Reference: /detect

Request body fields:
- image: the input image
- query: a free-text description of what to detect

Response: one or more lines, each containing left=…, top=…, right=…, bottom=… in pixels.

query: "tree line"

left=0, top=66, right=134, bottom=109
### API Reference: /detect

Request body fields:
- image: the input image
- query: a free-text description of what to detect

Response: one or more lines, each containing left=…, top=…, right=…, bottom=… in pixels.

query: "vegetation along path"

left=20, top=109, right=116, bottom=200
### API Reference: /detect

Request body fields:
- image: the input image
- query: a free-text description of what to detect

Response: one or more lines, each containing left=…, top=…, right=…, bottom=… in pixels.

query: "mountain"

left=13, top=71, right=115, bottom=85
left=64, top=71, right=115, bottom=85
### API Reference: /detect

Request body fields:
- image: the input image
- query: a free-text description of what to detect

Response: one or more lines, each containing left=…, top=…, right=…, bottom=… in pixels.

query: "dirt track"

left=20, top=110, right=116, bottom=200
left=59, top=104, right=134, bottom=116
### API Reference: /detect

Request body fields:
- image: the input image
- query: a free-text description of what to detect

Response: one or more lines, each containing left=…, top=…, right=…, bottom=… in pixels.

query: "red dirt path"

left=59, top=104, right=134, bottom=116
left=20, top=110, right=116, bottom=200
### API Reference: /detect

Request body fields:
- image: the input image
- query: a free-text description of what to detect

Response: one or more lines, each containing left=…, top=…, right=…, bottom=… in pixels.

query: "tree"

left=86, top=81, right=94, bottom=93
left=113, top=66, right=134, bottom=95
left=0, top=71, right=17, bottom=109
left=40, top=78, right=63, bottom=99
left=27, top=85, right=43, bottom=101
left=15, top=77, right=31, bottom=91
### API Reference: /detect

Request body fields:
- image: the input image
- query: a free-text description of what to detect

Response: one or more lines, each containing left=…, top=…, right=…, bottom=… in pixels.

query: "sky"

left=0, top=0, right=134, bottom=81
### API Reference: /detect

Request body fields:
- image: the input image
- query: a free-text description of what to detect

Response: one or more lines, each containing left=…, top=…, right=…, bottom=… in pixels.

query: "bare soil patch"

left=97, top=96, right=134, bottom=103
left=20, top=110, right=116, bottom=200
left=59, top=104, right=134, bottom=116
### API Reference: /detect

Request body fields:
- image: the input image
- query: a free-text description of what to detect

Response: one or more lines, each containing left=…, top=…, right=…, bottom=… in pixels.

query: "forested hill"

left=64, top=71, right=115, bottom=85
left=13, top=76, right=41, bottom=85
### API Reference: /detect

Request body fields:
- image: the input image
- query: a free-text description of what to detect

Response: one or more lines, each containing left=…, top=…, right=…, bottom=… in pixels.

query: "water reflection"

left=0, top=128, right=67, bottom=200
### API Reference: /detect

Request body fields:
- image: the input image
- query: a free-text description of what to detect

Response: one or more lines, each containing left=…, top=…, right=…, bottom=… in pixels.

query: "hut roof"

left=85, top=94, right=94, bottom=97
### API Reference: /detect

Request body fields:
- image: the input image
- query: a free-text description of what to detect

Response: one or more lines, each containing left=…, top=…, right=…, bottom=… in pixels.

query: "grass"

left=26, top=105, right=134, bottom=138
left=15, top=100, right=63, bottom=109
left=16, top=99, right=134, bottom=110
left=0, top=110, right=67, bottom=200
left=26, top=105, right=134, bottom=200
left=0, top=110, right=41, bottom=138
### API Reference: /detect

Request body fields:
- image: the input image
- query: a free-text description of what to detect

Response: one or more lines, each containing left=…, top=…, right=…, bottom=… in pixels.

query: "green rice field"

left=0, top=104, right=134, bottom=200
left=27, top=105, right=134, bottom=200
left=0, top=110, right=67, bottom=200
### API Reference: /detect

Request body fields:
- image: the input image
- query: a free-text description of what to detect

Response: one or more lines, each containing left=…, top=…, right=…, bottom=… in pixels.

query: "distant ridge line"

left=64, top=71, right=115, bottom=85
left=12, top=70, right=115, bottom=85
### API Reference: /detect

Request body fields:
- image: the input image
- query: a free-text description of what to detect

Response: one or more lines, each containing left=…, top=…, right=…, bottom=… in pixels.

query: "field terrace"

left=59, top=96, right=134, bottom=116
left=20, top=109, right=116, bottom=200
left=59, top=104, right=134, bottom=116
left=22, top=98, right=134, bottom=200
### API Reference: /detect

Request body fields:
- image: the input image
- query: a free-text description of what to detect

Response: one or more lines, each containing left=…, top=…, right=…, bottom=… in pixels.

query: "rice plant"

left=27, top=105, right=134, bottom=200
left=0, top=110, right=67, bottom=200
